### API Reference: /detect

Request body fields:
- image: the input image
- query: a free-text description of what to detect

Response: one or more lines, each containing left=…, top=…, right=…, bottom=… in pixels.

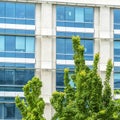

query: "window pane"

left=15, top=70, right=25, bottom=85
left=75, top=7, right=84, bottom=22
left=56, top=38, right=65, bottom=54
left=0, top=36, right=4, bottom=51
left=114, top=9, right=120, bottom=24
left=0, top=2, right=5, bottom=17
left=85, top=8, right=93, bottom=22
left=84, top=40, right=93, bottom=54
left=4, top=103, right=15, bottom=119
left=26, top=4, right=35, bottom=19
left=16, top=37, right=25, bottom=52
left=0, top=69, right=5, bottom=84
left=56, top=6, right=65, bottom=20
left=0, top=104, right=3, bottom=118
left=26, top=70, right=34, bottom=83
left=6, top=3, right=15, bottom=17
left=66, top=39, right=73, bottom=54
left=114, top=73, right=120, bottom=89
left=5, top=36, right=15, bottom=51
left=5, top=70, right=14, bottom=85
left=56, top=71, right=64, bottom=87
left=15, top=106, right=22, bottom=119
left=65, top=6, right=75, bottom=21
left=16, top=3, right=25, bottom=18
left=26, top=37, right=34, bottom=52
left=114, top=41, right=120, bottom=55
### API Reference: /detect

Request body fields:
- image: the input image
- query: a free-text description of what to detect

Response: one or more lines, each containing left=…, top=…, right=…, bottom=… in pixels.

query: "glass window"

left=0, top=2, right=5, bottom=17
left=56, top=70, right=64, bottom=87
left=84, top=40, right=93, bottom=54
left=4, top=103, right=15, bottom=119
left=0, top=36, right=4, bottom=51
left=65, top=6, right=75, bottom=21
left=85, top=8, right=94, bottom=22
left=114, top=41, right=120, bottom=55
left=114, top=73, right=120, bottom=89
left=56, top=38, right=65, bottom=54
left=26, top=37, right=34, bottom=52
left=56, top=6, right=65, bottom=20
left=26, top=4, right=35, bottom=19
left=5, top=70, right=14, bottom=85
left=5, top=36, right=15, bottom=51
left=15, top=70, right=25, bottom=85
left=15, top=106, right=22, bottom=119
left=0, top=104, right=2, bottom=118
left=114, top=9, right=120, bottom=24
left=0, top=69, right=5, bottom=84
left=26, top=70, right=34, bottom=83
left=16, top=3, right=25, bottom=18
left=66, top=39, right=73, bottom=54
left=16, top=37, right=25, bottom=52
left=75, top=7, right=84, bottom=22
left=6, top=3, right=15, bottom=17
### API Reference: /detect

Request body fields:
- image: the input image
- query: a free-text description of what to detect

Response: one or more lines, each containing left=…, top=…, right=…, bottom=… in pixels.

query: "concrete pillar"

left=94, top=6, right=114, bottom=91
left=40, top=3, right=56, bottom=120
left=94, top=7, right=100, bottom=54
left=35, top=3, right=41, bottom=78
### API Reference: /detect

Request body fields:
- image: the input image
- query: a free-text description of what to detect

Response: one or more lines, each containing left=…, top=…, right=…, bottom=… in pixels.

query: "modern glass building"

left=0, top=0, right=120, bottom=119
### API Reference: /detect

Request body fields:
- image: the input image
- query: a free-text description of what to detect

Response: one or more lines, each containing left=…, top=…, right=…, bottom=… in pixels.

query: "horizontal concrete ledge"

left=2, top=0, right=120, bottom=8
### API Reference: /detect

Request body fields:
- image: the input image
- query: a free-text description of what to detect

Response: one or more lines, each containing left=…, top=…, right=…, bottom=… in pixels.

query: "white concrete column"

left=94, top=7, right=100, bottom=54
left=94, top=6, right=114, bottom=91
left=35, top=3, right=41, bottom=78
left=40, top=3, right=56, bottom=120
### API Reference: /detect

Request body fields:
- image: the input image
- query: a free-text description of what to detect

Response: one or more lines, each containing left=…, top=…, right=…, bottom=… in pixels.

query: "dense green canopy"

left=51, top=36, right=120, bottom=120
left=15, top=77, right=45, bottom=120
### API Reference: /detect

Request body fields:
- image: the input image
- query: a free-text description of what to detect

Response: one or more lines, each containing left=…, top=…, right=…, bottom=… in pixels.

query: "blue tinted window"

left=0, top=36, right=4, bottom=51
left=56, top=6, right=65, bottom=20
left=26, top=4, right=35, bottom=19
left=5, top=70, right=14, bottom=85
left=56, top=38, right=65, bottom=54
left=56, top=38, right=65, bottom=59
left=16, top=3, right=25, bottom=18
left=0, top=103, right=22, bottom=119
left=26, top=37, right=34, bottom=52
left=4, top=103, right=15, bottom=119
left=5, top=36, right=15, bottom=51
left=66, top=39, right=73, bottom=54
left=114, top=9, right=120, bottom=24
left=6, top=3, right=15, bottom=17
left=84, top=40, right=93, bottom=54
left=16, top=37, right=25, bottom=52
left=0, top=2, right=5, bottom=17
left=0, top=104, right=2, bottom=118
left=65, top=6, right=75, bottom=21
left=114, top=41, right=120, bottom=55
left=56, top=71, right=64, bottom=86
left=75, top=7, right=84, bottom=22
left=0, top=2, right=35, bottom=25
left=114, top=73, right=120, bottom=89
left=0, top=69, right=5, bottom=84
left=85, top=8, right=94, bottom=22
left=15, top=70, right=25, bottom=85
left=56, top=5, right=94, bottom=28
left=26, top=70, right=34, bottom=82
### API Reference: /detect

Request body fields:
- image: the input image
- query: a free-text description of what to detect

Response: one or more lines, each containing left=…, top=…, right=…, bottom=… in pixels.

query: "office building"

left=0, top=0, right=120, bottom=119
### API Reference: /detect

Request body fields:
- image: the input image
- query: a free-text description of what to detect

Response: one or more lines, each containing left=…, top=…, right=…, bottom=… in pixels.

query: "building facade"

left=0, top=0, right=120, bottom=119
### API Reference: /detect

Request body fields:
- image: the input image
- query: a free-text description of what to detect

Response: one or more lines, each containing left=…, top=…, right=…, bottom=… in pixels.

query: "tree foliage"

left=51, top=36, right=120, bottom=120
left=15, top=77, right=46, bottom=120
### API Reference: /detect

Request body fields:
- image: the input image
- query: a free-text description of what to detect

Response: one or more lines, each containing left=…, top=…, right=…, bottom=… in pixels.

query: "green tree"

left=15, top=77, right=45, bottom=120
left=51, top=36, right=119, bottom=120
